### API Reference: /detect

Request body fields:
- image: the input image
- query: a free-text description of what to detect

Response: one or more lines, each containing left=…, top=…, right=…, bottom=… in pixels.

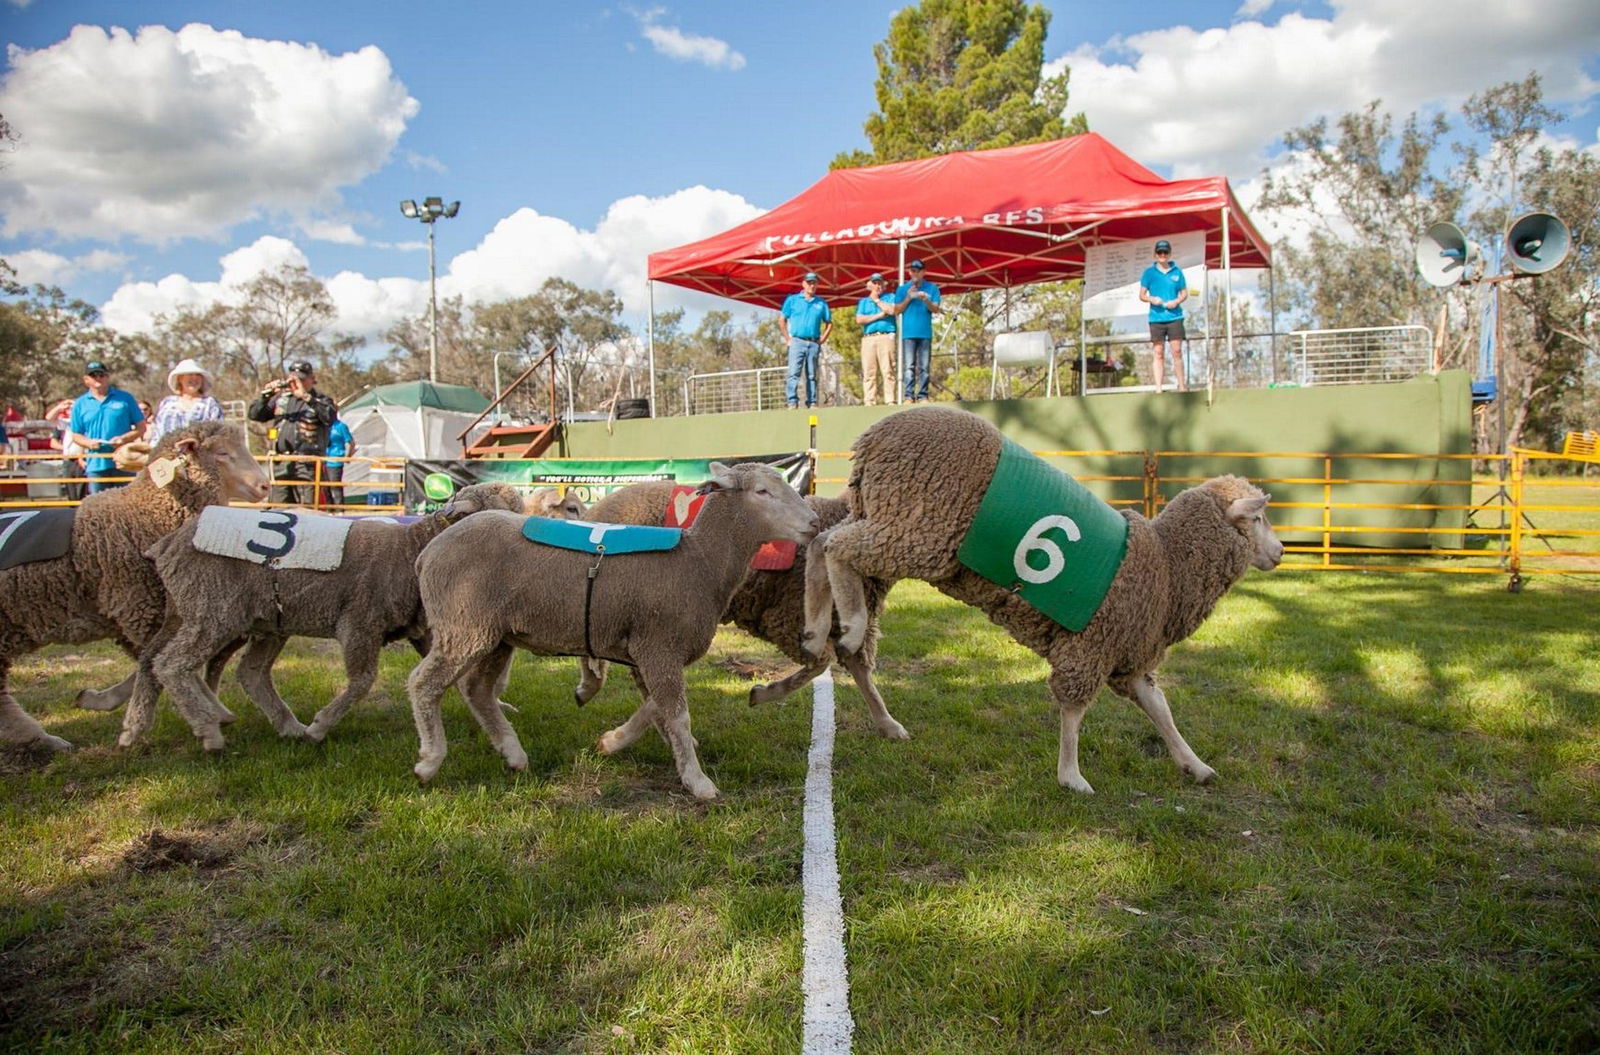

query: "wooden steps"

left=463, top=422, right=561, bottom=459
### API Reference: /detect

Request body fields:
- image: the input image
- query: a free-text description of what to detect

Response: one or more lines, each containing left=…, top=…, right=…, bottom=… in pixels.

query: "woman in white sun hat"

left=147, top=357, right=224, bottom=445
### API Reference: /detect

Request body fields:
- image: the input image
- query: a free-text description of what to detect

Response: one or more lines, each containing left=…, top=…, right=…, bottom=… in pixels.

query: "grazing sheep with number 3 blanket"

left=804, top=405, right=1284, bottom=794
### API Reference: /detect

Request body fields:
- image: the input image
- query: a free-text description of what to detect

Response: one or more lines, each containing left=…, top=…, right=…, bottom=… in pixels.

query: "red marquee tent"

left=648, top=132, right=1273, bottom=309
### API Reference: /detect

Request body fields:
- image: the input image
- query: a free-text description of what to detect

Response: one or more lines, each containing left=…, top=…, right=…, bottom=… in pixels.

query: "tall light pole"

left=399, top=196, right=460, bottom=382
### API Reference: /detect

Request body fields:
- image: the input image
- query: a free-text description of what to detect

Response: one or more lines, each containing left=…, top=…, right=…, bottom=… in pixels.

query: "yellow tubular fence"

left=813, top=447, right=1600, bottom=590
left=0, top=453, right=408, bottom=514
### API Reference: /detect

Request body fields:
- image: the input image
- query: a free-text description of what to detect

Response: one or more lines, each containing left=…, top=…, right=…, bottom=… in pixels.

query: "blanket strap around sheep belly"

left=955, top=436, right=1129, bottom=632
left=583, top=548, right=605, bottom=660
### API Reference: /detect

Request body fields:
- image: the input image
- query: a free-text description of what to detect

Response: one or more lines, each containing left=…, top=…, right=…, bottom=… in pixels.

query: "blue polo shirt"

left=855, top=292, right=898, bottom=335
left=894, top=279, right=941, bottom=339
left=781, top=293, right=831, bottom=340
left=69, top=387, right=145, bottom=474
left=1140, top=262, right=1188, bottom=323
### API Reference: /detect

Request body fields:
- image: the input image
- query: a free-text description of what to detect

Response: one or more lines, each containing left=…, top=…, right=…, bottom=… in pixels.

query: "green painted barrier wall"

left=561, top=371, right=1474, bottom=549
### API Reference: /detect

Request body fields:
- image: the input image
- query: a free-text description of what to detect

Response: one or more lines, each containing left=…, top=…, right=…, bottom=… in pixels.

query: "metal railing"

left=809, top=445, right=1599, bottom=589
left=1289, top=325, right=1432, bottom=387
left=688, top=367, right=792, bottom=414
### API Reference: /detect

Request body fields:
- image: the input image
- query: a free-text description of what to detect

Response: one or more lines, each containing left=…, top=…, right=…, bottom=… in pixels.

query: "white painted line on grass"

left=802, top=669, right=854, bottom=1054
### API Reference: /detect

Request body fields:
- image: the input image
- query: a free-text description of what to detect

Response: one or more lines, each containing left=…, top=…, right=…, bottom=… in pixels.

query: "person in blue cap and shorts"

left=1140, top=239, right=1189, bottom=391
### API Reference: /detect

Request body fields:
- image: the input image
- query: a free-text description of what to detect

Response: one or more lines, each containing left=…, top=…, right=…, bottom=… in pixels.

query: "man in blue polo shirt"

left=1139, top=239, right=1189, bottom=392
left=66, top=359, right=146, bottom=493
left=895, top=259, right=941, bottom=403
left=854, top=273, right=898, bottom=406
left=779, top=272, right=832, bottom=409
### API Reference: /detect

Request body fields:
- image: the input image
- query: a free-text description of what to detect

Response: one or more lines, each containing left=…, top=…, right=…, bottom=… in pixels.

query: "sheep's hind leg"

left=1050, top=669, right=1098, bottom=794
left=0, top=659, right=72, bottom=751
left=459, top=644, right=527, bottom=773
left=74, top=668, right=136, bottom=712
left=596, top=668, right=657, bottom=756
left=1122, top=673, right=1215, bottom=785
left=800, top=531, right=838, bottom=659
left=148, top=626, right=231, bottom=751
left=232, top=636, right=307, bottom=740
left=641, top=664, right=717, bottom=800
left=840, top=649, right=909, bottom=740
left=749, top=659, right=825, bottom=706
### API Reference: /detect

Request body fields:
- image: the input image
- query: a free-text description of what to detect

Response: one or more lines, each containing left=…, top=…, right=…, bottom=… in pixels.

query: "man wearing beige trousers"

left=854, top=273, right=898, bottom=405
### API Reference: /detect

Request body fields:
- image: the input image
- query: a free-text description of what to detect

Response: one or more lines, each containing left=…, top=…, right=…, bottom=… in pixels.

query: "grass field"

left=2, top=572, right=1597, bottom=1053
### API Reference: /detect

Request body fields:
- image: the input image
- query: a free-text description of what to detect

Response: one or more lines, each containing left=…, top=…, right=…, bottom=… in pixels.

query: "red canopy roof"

left=649, top=133, right=1272, bottom=309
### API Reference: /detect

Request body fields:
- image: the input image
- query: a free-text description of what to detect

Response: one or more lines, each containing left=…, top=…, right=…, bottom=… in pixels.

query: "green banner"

left=956, top=437, right=1128, bottom=632
left=401, top=453, right=812, bottom=513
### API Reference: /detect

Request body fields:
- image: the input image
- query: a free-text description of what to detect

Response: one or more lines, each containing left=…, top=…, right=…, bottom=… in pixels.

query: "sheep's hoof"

left=503, top=749, right=528, bottom=773
left=1186, top=762, right=1218, bottom=785
left=595, top=730, right=624, bottom=755
left=837, top=627, right=866, bottom=655
left=1058, top=771, right=1096, bottom=794
left=35, top=732, right=74, bottom=752
left=303, top=721, right=329, bottom=744
left=877, top=719, right=911, bottom=741
left=572, top=689, right=591, bottom=708
left=414, top=760, right=441, bottom=784
left=685, top=779, right=720, bottom=801
left=277, top=720, right=308, bottom=741
left=214, top=705, right=239, bottom=726
left=115, top=730, right=141, bottom=750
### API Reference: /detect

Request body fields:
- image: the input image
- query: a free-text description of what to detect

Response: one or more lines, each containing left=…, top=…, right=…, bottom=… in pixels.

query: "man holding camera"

left=249, top=359, right=337, bottom=505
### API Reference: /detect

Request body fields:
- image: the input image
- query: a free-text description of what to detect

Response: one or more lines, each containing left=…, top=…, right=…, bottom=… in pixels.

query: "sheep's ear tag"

left=147, top=457, right=178, bottom=489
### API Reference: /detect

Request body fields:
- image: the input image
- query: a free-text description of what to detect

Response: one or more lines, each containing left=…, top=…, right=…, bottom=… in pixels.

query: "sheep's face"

left=703, top=462, right=822, bottom=544
left=1228, top=494, right=1284, bottom=570
left=176, top=426, right=269, bottom=503
left=524, top=486, right=587, bottom=519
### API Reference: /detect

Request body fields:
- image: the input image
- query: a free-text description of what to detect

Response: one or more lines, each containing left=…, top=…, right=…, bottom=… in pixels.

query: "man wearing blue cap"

left=895, top=260, right=941, bottom=402
left=1140, top=239, right=1189, bottom=392
left=779, top=272, right=832, bottom=409
left=854, top=273, right=898, bottom=405
left=66, top=359, right=146, bottom=492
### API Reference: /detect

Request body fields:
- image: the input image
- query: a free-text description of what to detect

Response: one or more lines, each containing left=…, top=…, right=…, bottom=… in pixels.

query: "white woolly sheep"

left=142, top=482, right=579, bottom=752
left=805, top=405, right=1283, bottom=794
left=577, top=482, right=906, bottom=738
left=0, top=421, right=270, bottom=751
left=408, top=462, right=821, bottom=798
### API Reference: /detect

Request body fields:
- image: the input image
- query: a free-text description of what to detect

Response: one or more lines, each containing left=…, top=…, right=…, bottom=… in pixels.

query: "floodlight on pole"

left=399, top=196, right=461, bottom=382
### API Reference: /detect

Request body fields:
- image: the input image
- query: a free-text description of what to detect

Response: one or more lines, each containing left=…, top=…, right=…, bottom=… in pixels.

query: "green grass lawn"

left=3, top=574, right=1597, bottom=1053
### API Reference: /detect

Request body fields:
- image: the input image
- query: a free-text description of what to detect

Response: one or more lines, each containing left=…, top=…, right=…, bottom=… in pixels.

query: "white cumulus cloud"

left=633, top=8, right=746, bottom=70
left=99, top=187, right=765, bottom=345
left=7, top=247, right=131, bottom=288
left=1052, top=0, right=1600, bottom=181
left=0, top=23, right=418, bottom=243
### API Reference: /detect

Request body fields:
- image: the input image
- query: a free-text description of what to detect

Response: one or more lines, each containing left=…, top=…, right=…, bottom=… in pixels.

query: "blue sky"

left=2, top=0, right=1597, bottom=345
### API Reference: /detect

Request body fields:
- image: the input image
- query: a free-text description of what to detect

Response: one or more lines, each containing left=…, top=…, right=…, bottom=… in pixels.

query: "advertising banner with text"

left=402, top=453, right=813, bottom=513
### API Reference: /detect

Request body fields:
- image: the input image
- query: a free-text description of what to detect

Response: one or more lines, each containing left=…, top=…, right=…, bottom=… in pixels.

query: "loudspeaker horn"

left=1505, top=212, right=1570, bottom=275
left=1415, top=221, right=1482, bottom=287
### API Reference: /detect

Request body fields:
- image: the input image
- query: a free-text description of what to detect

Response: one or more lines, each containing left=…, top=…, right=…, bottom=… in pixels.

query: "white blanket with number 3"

left=191, top=506, right=354, bottom=570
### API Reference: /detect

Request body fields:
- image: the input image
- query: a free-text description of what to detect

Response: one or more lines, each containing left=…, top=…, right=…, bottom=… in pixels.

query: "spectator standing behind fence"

left=1140, top=239, right=1189, bottom=392
left=779, top=272, right=832, bottom=410
left=46, top=399, right=85, bottom=501
left=249, top=359, right=336, bottom=505
left=895, top=260, right=941, bottom=403
left=66, top=359, right=145, bottom=493
left=323, top=417, right=355, bottom=509
left=854, top=273, right=898, bottom=406
left=148, top=358, right=224, bottom=445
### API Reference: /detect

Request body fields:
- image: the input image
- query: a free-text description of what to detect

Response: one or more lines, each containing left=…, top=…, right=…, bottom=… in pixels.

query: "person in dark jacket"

left=249, top=359, right=337, bottom=505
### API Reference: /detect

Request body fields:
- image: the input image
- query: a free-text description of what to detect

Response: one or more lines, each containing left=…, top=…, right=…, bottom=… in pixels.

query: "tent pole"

left=896, top=240, right=907, bottom=405
left=1078, top=285, right=1087, bottom=397
left=1223, top=206, right=1235, bottom=386
left=1269, top=264, right=1279, bottom=384
left=647, top=282, right=659, bottom=417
